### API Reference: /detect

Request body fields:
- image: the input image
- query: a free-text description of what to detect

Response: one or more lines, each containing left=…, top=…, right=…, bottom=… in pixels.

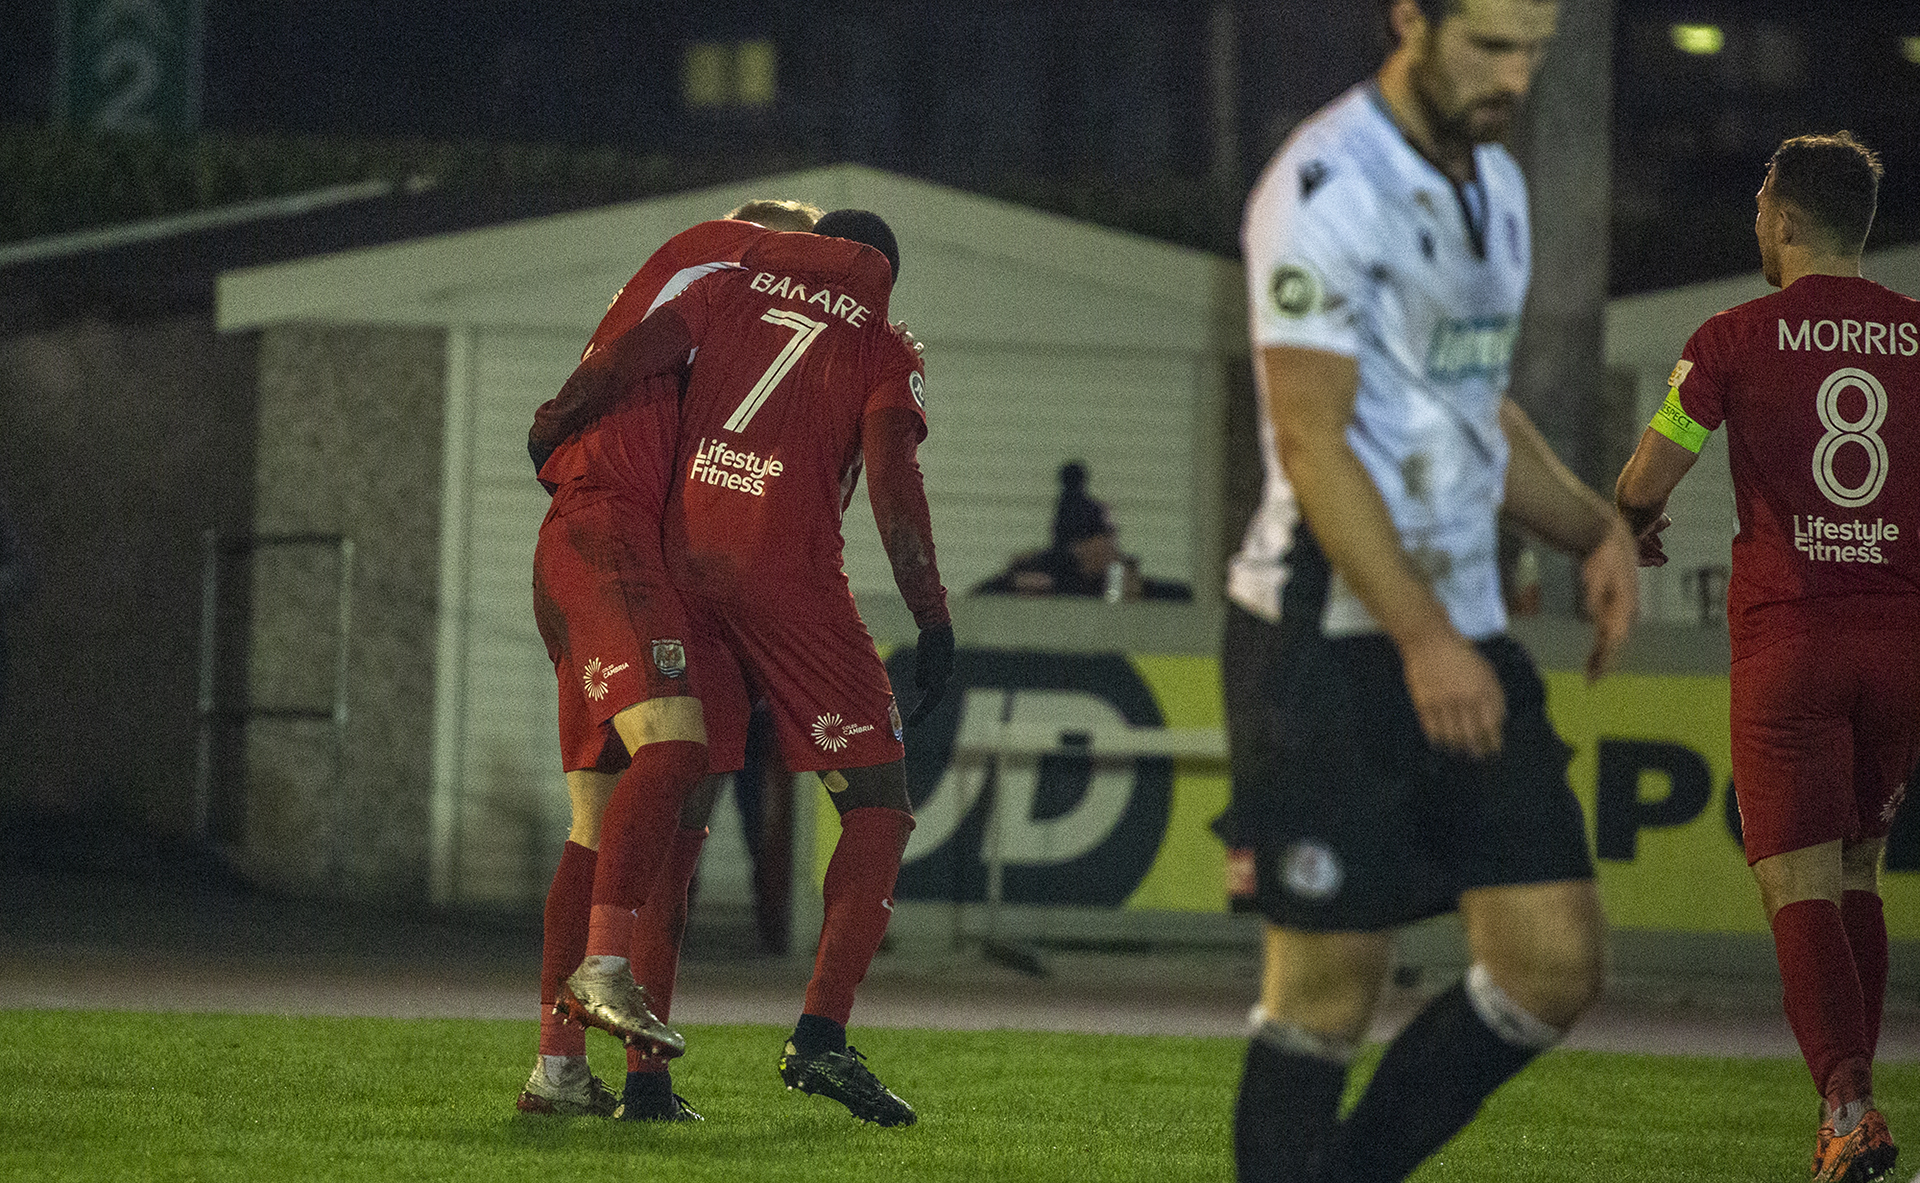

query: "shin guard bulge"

left=802, top=806, right=913, bottom=1026
left=586, top=740, right=707, bottom=958
left=625, top=825, right=708, bottom=1074
left=1773, top=898, right=1873, bottom=1109
left=538, top=840, right=597, bottom=1057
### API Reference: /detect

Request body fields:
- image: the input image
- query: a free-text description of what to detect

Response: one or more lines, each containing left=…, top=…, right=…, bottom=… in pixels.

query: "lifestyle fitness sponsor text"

left=690, top=437, right=782, bottom=496
left=1794, top=514, right=1900, bottom=565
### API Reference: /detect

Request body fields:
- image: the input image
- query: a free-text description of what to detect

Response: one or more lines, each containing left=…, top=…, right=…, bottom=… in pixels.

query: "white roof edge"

left=0, top=179, right=397, bottom=270
left=216, top=164, right=1237, bottom=332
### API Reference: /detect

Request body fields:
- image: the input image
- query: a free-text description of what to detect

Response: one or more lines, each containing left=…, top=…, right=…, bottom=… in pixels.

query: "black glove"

left=528, top=432, right=561, bottom=494
left=903, top=622, right=955, bottom=727
left=528, top=431, right=557, bottom=478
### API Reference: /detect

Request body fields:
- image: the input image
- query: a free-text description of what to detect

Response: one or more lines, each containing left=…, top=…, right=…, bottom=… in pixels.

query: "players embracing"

left=527, top=207, right=952, bottom=1128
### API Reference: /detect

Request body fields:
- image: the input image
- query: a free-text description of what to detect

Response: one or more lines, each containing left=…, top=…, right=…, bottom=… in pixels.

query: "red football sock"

left=626, top=824, right=709, bottom=1075
left=585, top=740, right=706, bottom=958
left=538, top=840, right=596, bottom=1057
left=802, top=807, right=913, bottom=1027
left=1772, top=898, right=1872, bottom=1109
left=1843, top=890, right=1889, bottom=1057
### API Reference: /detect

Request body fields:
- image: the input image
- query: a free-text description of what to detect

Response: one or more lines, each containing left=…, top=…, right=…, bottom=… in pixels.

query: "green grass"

left=0, top=1010, right=1907, bottom=1182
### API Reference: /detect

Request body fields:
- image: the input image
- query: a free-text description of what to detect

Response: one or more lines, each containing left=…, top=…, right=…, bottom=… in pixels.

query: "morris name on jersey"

left=1777, top=318, right=1920, bottom=356
left=748, top=271, right=874, bottom=326
left=689, top=437, right=784, bottom=497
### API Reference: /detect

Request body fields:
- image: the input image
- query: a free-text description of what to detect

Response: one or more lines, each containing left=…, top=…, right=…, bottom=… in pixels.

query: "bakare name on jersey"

left=690, top=437, right=783, bottom=497
left=1778, top=318, right=1920, bottom=355
left=748, top=271, right=874, bottom=326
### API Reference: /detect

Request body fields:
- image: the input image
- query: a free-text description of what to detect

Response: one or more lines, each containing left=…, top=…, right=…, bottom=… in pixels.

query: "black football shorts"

left=1243, top=630, right=1594, bottom=932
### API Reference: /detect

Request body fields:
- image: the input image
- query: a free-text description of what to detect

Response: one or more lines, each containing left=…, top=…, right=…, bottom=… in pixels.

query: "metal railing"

left=193, top=529, right=355, bottom=883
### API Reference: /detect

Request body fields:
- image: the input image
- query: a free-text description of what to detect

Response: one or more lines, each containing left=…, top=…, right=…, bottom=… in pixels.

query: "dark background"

left=1, top=1, right=1916, bottom=292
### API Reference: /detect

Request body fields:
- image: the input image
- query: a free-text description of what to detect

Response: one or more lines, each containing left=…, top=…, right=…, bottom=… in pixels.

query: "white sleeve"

left=1242, top=151, right=1375, bottom=358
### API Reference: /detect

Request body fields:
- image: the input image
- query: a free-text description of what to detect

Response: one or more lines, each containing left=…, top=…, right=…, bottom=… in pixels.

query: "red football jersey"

left=1673, top=274, right=1920, bottom=656
left=659, top=232, right=930, bottom=619
left=535, top=219, right=773, bottom=512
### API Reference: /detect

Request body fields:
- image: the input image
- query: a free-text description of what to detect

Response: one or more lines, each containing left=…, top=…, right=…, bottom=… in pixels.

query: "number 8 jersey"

left=660, top=231, right=932, bottom=620
left=1664, top=273, right=1920, bottom=657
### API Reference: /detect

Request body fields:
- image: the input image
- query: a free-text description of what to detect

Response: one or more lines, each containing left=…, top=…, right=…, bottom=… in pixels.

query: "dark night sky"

left=3, top=1, right=1917, bottom=293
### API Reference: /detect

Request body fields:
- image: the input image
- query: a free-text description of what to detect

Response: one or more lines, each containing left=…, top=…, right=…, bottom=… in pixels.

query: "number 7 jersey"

left=660, top=231, right=930, bottom=619
left=1668, top=273, right=1920, bottom=656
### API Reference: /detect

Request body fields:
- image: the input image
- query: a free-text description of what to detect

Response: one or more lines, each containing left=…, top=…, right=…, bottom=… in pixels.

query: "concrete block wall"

left=241, top=325, right=445, bottom=899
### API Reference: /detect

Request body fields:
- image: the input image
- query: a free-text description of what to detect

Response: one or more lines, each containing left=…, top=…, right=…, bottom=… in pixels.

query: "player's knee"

left=1259, top=928, right=1391, bottom=1041
left=1487, top=935, right=1604, bottom=1029
left=613, top=694, right=707, bottom=752
left=1840, top=838, right=1886, bottom=894
left=822, top=762, right=912, bottom=815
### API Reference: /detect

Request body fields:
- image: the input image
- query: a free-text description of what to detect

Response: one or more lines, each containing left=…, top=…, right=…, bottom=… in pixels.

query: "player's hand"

left=1582, top=517, right=1640, bottom=682
left=1631, top=512, right=1672, bottom=567
left=904, top=622, right=955, bottom=726
left=1399, top=629, right=1505, bottom=759
left=528, top=431, right=557, bottom=477
left=893, top=320, right=926, bottom=358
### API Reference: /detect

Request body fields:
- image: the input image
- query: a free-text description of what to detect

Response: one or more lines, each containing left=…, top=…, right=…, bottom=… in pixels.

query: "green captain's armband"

left=1649, top=385, right=1709, bottom=453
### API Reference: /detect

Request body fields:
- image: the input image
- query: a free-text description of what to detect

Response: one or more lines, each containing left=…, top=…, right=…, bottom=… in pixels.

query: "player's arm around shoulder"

left=1265, top=344, right=1505, bottom=757
left=530, top=304, right=696, bottom=455
left=1499, top=398, right=1640, bottom=680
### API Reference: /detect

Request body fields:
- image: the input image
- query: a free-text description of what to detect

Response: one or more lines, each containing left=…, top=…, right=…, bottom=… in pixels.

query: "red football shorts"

left=1730, top=624, right=1920, bottom=863
left=683, top=592, right=905, bottom=775
left=532, top=488, right=748, bottom=774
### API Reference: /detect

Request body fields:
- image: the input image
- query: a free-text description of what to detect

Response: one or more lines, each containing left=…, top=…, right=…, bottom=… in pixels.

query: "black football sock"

left=1234, top=1028, right=1349, bottom=1183
left=1318, top=982, right=1542, bottom=1183
left=620, top=1067, right=676, bottom=1118
left=790, top=1012, right=847, bottom=1058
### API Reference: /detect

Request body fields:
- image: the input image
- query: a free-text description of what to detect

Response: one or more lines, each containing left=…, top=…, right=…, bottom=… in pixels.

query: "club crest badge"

left=1269, top=263, right=1320, bottom=319
left=650, top=639, right=687, bottom=678
left=1279, top=840, right=1344, bottom=902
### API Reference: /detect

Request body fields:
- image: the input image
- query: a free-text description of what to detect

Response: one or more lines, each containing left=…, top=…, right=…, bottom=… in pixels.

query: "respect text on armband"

left=750, top=272, right=872, bottom=326
left=1793, top=514, right=1902, bottom=565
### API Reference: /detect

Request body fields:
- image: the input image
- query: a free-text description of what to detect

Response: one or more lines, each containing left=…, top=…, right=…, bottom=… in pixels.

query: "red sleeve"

left=529, top=304, right=695, bottom=450
left=863, top=404, right=949, bottom=629
left=1674, top=315, right=1729, bottom=432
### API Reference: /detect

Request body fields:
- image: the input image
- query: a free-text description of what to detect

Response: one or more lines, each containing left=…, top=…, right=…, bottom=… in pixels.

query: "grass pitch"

left=0, top=1010, right=1908, bottom=1182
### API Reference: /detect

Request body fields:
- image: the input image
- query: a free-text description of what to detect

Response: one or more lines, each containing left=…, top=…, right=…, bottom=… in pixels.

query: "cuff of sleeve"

left=911, top=601, right=951, bottom=630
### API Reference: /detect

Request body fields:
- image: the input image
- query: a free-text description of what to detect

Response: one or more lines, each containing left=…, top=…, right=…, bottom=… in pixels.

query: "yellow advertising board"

left=817, top=648, right=1920, bottom=936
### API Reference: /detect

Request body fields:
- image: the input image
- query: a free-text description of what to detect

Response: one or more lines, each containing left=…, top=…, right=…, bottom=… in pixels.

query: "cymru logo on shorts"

left=811, top=713, right=875, bottom=753
left=651, top=639, right=687, bottom=678
left=582, top=657, right=631, bottom=702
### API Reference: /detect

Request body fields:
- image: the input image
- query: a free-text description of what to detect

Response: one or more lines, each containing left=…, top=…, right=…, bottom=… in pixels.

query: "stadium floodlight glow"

left=1903, top=35, right=1920, bottom=65
left=1670, top=24, right=1726, bottom=55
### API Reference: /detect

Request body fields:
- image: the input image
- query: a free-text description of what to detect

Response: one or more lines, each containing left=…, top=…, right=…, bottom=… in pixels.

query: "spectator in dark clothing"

left=972, top=461, right=1191, bottom=601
